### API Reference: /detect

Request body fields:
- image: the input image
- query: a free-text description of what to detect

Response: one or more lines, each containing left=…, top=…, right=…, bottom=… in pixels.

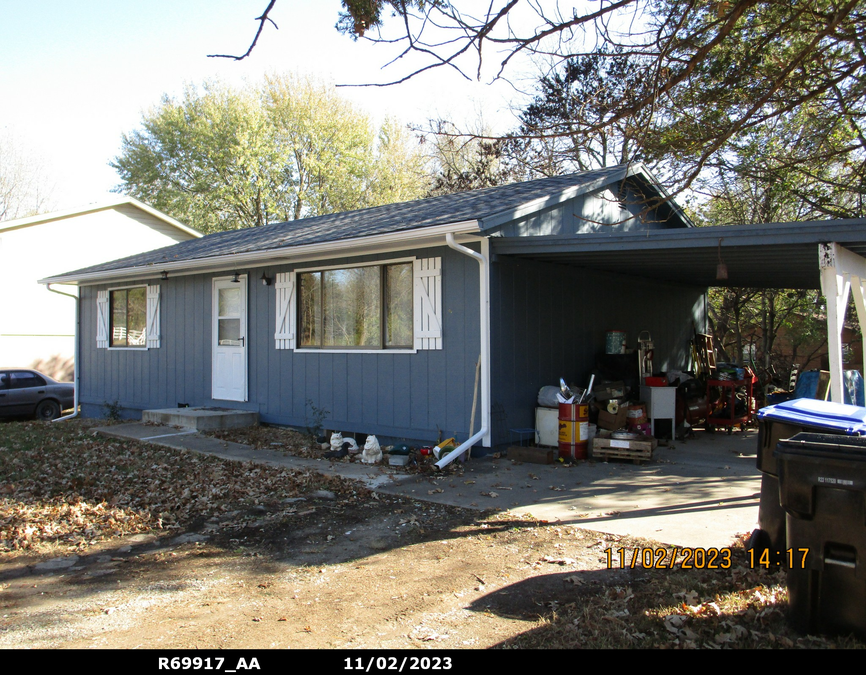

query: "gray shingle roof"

left=47, top=164, right=663, bottom=281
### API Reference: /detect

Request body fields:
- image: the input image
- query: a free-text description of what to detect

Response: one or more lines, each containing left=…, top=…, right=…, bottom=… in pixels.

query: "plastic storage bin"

left=776, top=433, right=866, bottom=639
left=751, top=400, right=866, bottom=564
left=793, top=370, right=865, bottom=407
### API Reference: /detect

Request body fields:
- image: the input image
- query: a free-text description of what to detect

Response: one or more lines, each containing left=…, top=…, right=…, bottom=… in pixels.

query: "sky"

left=0, top=1, right=531, bottom=212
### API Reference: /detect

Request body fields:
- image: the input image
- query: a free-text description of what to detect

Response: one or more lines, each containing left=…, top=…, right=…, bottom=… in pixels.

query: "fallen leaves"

left=0, top=496, right=157, bottom=551
left=0, top=420, right=365, bottom=552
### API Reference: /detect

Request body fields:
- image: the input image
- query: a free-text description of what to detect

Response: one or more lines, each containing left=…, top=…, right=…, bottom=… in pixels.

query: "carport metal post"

left=818, top=243, right=866, bottom=403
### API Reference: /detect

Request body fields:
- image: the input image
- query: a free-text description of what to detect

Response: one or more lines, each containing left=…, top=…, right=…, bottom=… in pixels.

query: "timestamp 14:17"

left=750, top=547, right=810, bottom=569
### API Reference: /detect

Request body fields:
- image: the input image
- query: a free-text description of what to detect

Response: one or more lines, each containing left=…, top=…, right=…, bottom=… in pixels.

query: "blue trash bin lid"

left=757, top=398, right=866, bottom=434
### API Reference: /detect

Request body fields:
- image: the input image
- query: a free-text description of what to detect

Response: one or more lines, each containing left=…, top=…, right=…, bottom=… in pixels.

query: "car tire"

left=35, top=400, right=61, bottom=421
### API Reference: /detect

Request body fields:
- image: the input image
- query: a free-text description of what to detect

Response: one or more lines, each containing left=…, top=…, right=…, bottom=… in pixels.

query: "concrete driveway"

left=374, top=431, right=761, bottom=549
left=96, top=422, right=762, bottom=549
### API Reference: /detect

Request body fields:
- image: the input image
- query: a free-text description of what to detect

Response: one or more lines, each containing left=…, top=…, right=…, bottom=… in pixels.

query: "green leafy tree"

left=112, top=74, right=429, bottom=233
left=216, top=3, right=863, bottom=213
left=366, top=118, right=431, bottom=206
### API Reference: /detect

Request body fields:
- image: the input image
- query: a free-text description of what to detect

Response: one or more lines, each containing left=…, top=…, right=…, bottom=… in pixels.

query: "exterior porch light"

left=160, top=271, right=169, bottom=280
left=230, top=272, right=241, bottom=283
left=260, top=271, right=272, bottom=286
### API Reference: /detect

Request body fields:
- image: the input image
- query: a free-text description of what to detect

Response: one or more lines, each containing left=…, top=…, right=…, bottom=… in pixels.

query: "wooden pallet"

left=592, top=437, right=655, bottom=464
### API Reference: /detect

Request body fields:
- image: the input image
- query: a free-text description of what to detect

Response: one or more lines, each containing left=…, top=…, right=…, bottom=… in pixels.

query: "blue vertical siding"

left=78, top=246, right=482, bottom=444
left=77, top=238, right=703, bottom=448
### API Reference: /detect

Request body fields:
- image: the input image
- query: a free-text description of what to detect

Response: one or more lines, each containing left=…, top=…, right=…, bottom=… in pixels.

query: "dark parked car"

left=0, top=369, right=75, bottom=421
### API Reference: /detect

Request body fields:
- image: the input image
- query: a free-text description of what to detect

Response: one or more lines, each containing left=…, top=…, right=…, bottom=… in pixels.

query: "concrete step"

left=141, top=406, right=259, bottom=431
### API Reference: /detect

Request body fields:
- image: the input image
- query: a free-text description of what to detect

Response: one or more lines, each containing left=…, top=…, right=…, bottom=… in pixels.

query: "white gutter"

left=436, top=233, right=491, bottom=470
left=44, top=284, right=79, bottom=421
left=40, top=220, right=481, bottom=286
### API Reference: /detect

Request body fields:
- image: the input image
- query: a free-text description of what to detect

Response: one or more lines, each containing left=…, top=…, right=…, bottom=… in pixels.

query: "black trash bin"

left=776, top=432, right=866, bottom=640
left=752, top=400, right=866, bottom=564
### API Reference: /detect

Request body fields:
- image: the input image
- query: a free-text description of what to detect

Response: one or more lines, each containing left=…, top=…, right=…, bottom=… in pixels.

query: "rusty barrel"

left=558, top=402, right=589, bottom=460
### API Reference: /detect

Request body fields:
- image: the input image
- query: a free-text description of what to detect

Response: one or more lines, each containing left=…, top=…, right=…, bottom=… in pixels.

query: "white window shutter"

left=414, top=257, right=442, bottom=350
left=275, top=272, right=295, bottom=349
left=96, top=291, right=109, bottom=348
left=146, top=285, right=161, bottom=349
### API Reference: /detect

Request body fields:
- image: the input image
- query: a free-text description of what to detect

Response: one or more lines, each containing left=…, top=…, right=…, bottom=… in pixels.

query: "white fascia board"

left=119, top=197, right=203, bottom=238
left=40, top=220, right=481, bottom=286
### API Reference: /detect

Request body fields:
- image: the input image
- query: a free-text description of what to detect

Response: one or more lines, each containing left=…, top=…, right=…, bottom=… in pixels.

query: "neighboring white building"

left=0, top=197, right=200, bottom=380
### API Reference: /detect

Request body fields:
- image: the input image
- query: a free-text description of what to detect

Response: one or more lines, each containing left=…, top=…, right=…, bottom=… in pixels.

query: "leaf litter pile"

left=0, top=420, right=359, bottom=552
left=205, top=424, right=323, bottom=459
left=2, top=419, right=864, bottom=649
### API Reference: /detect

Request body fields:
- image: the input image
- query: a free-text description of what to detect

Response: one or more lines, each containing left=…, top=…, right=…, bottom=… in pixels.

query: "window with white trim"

left=274, top=257, right=442, bottom=351
left=96, top=285, right=161, bottom=349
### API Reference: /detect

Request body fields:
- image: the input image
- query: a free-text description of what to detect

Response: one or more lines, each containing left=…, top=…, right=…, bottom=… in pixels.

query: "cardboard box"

left=507, top=446, right=555, bottom=464
left=596, top=406, right=628, bottom=431
left=593, top=381, right=626, bottom=401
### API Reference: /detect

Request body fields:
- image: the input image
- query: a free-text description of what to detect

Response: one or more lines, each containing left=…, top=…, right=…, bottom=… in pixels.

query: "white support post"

left=818, top=243, right=866, bottom=404
left=852, top=277, right=866, bottom=383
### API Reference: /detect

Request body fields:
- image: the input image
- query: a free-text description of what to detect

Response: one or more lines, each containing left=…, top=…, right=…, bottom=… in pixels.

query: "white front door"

left=212, top=276, right=247, bottom=401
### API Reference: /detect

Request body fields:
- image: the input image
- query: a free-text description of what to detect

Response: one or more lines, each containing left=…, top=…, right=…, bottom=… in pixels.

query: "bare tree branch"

left=208, top=0, right=278, bottom=61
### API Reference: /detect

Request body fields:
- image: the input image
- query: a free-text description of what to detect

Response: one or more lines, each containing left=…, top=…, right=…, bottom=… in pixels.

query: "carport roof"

left=491, top=218, right=866, bottom=289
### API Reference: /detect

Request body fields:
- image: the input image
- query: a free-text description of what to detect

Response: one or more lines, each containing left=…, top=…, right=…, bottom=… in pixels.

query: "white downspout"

left=436, top=234, right=490, bottom=470
left=43, top=284, right=79, bottom=420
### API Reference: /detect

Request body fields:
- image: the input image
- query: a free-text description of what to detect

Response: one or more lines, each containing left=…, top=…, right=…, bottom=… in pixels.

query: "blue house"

left=43, top=164, right=710, bottom=455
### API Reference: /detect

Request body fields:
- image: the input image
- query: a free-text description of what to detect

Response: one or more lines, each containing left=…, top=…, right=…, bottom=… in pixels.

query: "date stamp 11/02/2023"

left=605, top=547, right=811, bottom=570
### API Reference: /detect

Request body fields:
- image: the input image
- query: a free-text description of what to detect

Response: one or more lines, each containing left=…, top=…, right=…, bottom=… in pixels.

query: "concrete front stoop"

left=141, top=407, right=258, bottom=431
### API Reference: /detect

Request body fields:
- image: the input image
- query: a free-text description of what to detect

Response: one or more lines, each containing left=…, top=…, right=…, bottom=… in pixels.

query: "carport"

left=491, top=218, right=866, bottom=402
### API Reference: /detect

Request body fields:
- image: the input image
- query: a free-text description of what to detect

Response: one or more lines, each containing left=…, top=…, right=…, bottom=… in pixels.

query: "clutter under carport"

left=520, top=328, right=781, bottom=465
left=517, top=322, right=865, bottom=470
left=523, top=329, right=703, bottom=465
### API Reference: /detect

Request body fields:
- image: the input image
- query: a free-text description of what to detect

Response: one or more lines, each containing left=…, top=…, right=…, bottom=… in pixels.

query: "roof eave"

left=0, top=196, right=202, bottom=238
left=39, top=219, right=481, bottom=285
